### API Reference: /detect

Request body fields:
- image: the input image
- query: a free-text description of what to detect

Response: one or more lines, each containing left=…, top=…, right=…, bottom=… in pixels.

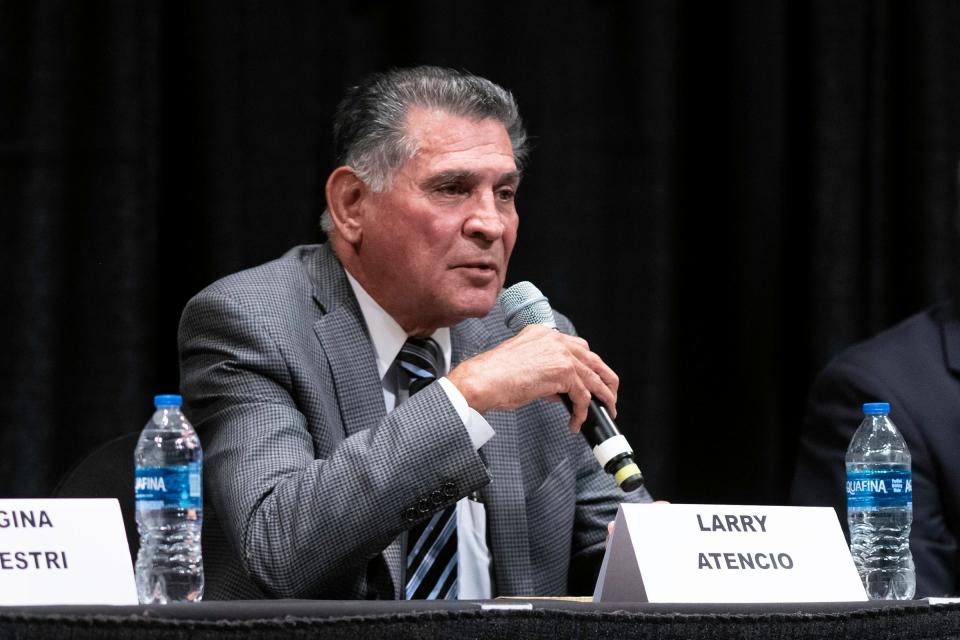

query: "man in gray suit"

left=179, top=66, right=650, bottom=600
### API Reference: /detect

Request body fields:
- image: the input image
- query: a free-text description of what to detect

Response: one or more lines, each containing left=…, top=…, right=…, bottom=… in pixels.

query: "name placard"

left=0, top=499, right=137, bottom=605
left=594, top=503, right=867, bottom=603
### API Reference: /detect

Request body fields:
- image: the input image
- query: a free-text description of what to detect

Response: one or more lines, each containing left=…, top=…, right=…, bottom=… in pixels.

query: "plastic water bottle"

left=845, top=402, right=915, bottom=599
left=134, top=394, right=204, bottom=603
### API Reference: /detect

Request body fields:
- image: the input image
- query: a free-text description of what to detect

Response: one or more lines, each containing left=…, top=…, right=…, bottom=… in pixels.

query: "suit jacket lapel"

left=310, top=246, right=385, bottom=439
left=452, top=320, right=533, bottom=596
left=308, top=244, right=402, bottom=596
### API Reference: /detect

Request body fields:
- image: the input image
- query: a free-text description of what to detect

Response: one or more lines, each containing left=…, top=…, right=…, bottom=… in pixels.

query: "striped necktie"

left=396, top=336, right=458, bottom=600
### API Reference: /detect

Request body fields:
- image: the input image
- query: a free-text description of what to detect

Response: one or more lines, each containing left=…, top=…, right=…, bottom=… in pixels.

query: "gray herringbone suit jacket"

left=178, top=243, right=650, bottom=599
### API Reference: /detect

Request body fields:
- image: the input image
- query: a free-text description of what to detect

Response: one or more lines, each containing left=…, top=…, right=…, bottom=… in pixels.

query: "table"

left=1, top=598, right=956, bottom=639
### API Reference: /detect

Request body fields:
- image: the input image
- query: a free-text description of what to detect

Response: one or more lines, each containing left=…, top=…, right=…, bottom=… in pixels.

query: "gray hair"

left=321, top=66, right=528, bottom=233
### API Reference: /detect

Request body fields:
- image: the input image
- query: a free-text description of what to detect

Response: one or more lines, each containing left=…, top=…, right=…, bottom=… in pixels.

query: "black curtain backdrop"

left=2, top=0, right=959, bottom=506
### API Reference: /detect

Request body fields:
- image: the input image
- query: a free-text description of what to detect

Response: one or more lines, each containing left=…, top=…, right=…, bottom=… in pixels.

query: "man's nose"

left=464, top=193, right=505, bottom=241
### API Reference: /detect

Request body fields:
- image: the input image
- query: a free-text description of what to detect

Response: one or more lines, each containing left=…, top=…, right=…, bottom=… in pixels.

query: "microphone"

left=498, top=281, right=645, bottom=492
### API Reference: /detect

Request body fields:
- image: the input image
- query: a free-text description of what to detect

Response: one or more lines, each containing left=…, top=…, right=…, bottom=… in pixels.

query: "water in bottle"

left=134, top=394, right=204, bottom=603
left=845, top=402, right=915, bottom=599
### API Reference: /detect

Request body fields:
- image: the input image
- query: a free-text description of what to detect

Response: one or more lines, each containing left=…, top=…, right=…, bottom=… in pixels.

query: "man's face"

left=356, top=107, right=520, bottom=333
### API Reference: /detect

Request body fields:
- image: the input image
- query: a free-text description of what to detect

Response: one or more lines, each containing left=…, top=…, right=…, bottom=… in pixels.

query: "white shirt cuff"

left=437, top=377, right=495, bottom=450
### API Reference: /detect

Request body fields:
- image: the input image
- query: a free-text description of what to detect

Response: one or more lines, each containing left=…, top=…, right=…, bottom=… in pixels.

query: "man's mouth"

left=454, top=261, right=497, bottom=272
left=452, top=261, right=500, bottom=283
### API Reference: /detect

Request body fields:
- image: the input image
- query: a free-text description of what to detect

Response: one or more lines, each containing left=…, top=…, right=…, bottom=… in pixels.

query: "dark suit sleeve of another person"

left=791, top=306, right=960, bottom=597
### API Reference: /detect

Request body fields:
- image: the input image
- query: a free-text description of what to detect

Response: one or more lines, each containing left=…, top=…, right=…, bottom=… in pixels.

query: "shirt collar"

left=344, top=270, right=451, bottom=381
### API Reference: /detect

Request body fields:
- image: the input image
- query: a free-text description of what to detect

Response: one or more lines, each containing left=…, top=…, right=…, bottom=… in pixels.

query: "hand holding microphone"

left=446, top=281, right=644, bottom=491
left=447, top=324, right=619, bottom=429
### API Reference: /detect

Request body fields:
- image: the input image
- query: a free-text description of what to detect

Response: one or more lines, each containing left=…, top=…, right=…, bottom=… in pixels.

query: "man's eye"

left=496, top=188, right=516, bottom=201
left=437, top=183, right=468, bottom=196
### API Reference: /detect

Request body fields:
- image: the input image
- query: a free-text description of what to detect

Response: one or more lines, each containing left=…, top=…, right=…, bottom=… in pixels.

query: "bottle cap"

left=154, top=394, right=183, bottom=408
left=863, top=402, right=890, bottom=415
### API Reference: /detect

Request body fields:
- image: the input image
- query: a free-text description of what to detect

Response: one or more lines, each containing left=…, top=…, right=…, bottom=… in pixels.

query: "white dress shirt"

left=345, top=272, right=493, bottom=599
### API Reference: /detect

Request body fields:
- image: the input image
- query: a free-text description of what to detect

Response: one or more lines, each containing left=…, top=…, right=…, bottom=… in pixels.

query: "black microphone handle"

left=559, top=394, right=645, bottom=492
left=560, top=396, right=619, bottom=445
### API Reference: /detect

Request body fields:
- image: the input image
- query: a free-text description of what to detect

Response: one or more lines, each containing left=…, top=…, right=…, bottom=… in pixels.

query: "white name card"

left=594, top=503, right=867, bottom=603
left=0, top=499, right=137, bottom=605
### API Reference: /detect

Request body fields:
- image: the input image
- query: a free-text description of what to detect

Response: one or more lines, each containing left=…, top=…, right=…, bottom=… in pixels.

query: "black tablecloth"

left=0, top=598, right=955, bottom=639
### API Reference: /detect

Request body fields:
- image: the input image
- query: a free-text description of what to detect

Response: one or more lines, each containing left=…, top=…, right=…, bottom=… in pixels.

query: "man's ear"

left=325, top=166, right=368, bottom=245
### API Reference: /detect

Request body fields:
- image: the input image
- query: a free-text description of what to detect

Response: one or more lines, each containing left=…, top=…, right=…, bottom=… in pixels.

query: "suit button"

left=442, top=482, right=456, bottom=498
left=430, top=490, right=444, bottom=505
left=403, top=507, right=418, bottom=523
left=417, top=497, right=431, bottom=513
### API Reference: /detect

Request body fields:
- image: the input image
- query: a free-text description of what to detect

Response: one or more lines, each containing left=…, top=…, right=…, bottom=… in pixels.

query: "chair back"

left=53, top=431, right=140, bottom=562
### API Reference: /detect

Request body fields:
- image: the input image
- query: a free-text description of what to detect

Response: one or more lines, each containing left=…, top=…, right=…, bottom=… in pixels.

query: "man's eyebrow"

left=499, top=171, right=522, bottom=184
left=422, top=169, right=523, bottom=188
left=422, top=170, right=477, bottom=187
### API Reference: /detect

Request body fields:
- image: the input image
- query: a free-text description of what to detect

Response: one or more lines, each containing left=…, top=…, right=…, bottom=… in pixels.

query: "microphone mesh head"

left=498, top=281, right=556, bottom=332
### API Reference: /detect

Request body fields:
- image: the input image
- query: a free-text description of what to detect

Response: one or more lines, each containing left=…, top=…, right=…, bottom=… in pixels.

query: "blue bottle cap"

left=863, top=402, right=890, bottom=415
left=154, top=394, right=183, bottom=408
